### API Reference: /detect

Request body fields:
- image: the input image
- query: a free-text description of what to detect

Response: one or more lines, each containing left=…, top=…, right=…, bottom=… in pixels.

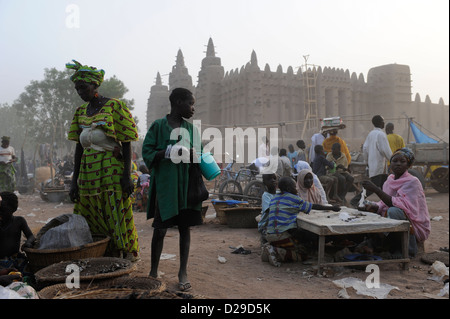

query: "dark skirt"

left=152, top=200, right=203, bottom=229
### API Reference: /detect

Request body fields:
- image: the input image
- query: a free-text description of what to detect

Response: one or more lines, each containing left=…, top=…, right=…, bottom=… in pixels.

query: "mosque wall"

left=146, top=38, right=449, bottom=154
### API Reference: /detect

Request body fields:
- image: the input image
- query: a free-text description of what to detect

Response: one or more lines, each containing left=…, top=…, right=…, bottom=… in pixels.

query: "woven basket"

left=34, top=257, right=136, bottom=284
left=38, top=276, right=165, bottom=299
left=23, top=234, right=110, bottom=272
left=223, top=207, right=261, bottom=228
left=212, top=201, right=249, bottom=225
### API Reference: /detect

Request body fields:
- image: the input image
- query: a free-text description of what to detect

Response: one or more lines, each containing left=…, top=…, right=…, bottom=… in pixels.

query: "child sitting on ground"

left=0, top=192, right=35, bottom=274
left=263, top=177, right=340, bottom=267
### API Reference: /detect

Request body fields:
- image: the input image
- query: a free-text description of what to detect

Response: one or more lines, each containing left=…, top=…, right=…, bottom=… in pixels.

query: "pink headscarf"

left=296, top=169, right=325, bottom=204
left=377, top=171, right=430, bottom=242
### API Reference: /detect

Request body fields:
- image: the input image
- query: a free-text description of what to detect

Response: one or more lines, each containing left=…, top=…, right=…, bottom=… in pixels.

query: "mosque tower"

left=169, top=49, right=195, bottom=94
left=195, top=38, right=225, bottom=125
left=146, top=72, right=169, bottom=129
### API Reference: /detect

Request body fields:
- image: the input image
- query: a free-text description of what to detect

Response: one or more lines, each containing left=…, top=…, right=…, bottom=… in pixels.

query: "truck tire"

left=430, top=167, right=449, bottom=193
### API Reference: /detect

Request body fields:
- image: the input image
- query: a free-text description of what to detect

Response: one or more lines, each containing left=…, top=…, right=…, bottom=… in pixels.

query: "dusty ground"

left=15, top=187, right=449, bottom=300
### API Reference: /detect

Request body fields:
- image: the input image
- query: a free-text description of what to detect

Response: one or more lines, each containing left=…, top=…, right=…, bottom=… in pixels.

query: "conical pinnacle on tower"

left=251, top=50, right=258, bottom=66
left=206, top=38, right=216, bottom=57
left=176, top=49, right=185, bottom=67
left=155, top=72, right=162, bottom=85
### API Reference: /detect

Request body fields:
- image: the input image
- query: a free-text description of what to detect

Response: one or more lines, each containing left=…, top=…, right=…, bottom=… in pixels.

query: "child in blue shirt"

left=263, top=177, right=340, bottom=266
left=257, top=173, right=278, bottom=238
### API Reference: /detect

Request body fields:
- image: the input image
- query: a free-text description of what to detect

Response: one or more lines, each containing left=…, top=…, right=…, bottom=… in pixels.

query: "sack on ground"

left=36, top=214, right=93, bottom=249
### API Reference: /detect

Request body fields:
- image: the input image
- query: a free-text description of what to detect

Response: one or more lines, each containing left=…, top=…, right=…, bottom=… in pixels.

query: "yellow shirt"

left=387, top=133, right=405, bottom=165
left=387, top=133, right=405, bottom=154
left=322, top=136, right=351, bottom=164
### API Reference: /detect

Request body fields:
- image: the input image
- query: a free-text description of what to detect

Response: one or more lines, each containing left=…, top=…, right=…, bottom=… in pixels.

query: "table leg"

left=318, top=235, right=325, bottom=271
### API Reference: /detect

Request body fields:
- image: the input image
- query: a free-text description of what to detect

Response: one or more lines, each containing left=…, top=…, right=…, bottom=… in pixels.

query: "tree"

left=10, top=67, right=136, bottom=157
left=0, top=103, right=24, bottom=147
left=99, top=74, right=135, bottom=109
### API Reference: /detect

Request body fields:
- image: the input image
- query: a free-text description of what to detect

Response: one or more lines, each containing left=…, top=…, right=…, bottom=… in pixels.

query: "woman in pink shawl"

left=361, top=148, right=430, bottom=257
left=296, top=169, right=326, bottom=204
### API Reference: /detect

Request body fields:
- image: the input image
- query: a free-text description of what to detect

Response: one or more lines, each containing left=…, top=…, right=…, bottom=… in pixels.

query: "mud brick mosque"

left=146, top=38, right=448, bottom=155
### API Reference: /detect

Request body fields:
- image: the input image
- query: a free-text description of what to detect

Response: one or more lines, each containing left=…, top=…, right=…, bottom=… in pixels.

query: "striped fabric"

left=266, top=192, right=312, bottom=235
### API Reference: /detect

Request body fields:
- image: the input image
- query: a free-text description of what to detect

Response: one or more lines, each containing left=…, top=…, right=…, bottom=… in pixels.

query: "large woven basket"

left=34, top=257, right=136, bottom=285
left=223, top=207, right=261, bottom=228
left=38, top=276, right=165, bottom=299
left=212, top=201, right=249, bottom=225
left=23, top=234, right=110, bottom=272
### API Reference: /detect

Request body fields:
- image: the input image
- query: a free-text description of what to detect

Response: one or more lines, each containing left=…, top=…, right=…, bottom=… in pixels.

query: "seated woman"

left=296, top=169, right=327, bottom=205
left=295, top=161, right=328, bottom=204
left=360, top=148, right=430, bottom=257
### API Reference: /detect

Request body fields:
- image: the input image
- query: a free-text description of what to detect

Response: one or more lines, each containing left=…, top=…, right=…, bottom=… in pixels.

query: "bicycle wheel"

left=243, top=180, right=267, bottom=206
left=218, top=180, right=243, bottom=201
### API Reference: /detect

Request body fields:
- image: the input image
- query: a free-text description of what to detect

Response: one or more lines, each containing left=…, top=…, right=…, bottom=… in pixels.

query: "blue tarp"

left=410, top=121, right=439, bottom=144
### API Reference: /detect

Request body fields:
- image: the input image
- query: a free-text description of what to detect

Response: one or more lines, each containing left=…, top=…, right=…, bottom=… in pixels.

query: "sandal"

left=178, top=282, right=192, bottom=292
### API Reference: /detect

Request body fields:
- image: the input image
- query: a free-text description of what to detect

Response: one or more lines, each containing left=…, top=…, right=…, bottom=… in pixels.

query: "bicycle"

left=215, top=161, right=245, bottom=201
left=217, top=162, right=264, bottom=205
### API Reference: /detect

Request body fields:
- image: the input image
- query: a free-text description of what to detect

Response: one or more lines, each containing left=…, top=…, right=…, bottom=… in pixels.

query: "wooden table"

left=296, top=208, right=411, bottom=271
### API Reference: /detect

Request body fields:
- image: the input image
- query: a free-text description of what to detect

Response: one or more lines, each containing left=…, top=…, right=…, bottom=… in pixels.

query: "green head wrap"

left=66, top=60, right=105, bottom=86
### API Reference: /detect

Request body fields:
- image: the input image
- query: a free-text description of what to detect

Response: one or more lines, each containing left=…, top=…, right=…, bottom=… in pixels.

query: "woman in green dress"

left=66, top=60, right=140, bottom=261
left=142, top=88, right=203, bottom=291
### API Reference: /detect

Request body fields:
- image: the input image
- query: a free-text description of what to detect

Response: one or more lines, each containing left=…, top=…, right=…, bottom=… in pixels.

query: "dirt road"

left=16, top=188, right=449, bottom=299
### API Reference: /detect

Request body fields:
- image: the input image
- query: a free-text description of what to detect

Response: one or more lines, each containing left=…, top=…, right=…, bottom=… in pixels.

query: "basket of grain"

left=23, top=234, right=110, bottom=272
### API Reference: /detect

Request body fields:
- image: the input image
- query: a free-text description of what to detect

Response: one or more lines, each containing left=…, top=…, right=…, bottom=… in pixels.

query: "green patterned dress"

left=68, top=98, right=140, bottom=256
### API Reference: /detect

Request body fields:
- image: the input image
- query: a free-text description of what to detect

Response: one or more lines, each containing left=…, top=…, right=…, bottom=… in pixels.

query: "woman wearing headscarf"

left=296, top=169, right=326, bottom=205
left=295, top=161, right=328, bottom=204
left=66, top=60, right=140, bottom=261
left=361, top=148, right=430, bottom=257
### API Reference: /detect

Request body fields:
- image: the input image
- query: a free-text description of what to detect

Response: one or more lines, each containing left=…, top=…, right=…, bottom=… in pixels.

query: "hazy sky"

left=0, top=0, right=448, bottom=135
